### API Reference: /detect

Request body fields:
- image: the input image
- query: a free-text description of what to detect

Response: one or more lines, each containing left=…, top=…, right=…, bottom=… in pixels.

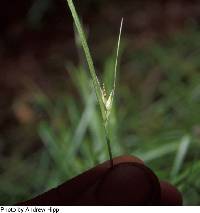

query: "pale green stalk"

left=66, top=0, right=105, bottom=121
left=66, top=0, right=123, bottom=167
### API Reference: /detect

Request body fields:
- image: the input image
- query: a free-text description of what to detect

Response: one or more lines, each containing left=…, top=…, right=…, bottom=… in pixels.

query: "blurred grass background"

left=0, top=0, right=200, bottom=205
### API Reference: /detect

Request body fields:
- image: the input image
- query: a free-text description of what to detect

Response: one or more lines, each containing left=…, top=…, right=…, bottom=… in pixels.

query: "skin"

left=17, top=155, right=182, bottom=206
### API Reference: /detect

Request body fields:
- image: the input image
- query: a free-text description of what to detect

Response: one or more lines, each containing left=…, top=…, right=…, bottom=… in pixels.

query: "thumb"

left=94, top=162, right=161, bottom=205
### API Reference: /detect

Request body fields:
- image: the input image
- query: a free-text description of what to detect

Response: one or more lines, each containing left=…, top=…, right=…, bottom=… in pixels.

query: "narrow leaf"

left=66, top=0, right=105, bottom=120
left=113, top=18, right=123, bottom=95
left=108, top=18, right=124, bottom=115
left=171, top=135, right=191, bottom=178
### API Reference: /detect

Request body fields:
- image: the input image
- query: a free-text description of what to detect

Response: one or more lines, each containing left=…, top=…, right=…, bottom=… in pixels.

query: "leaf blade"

left=66, top=0, right=105, bottom=120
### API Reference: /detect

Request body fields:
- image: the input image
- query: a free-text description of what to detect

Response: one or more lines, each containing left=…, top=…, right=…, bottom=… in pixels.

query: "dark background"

left=0, top=0, right=200, bottom=205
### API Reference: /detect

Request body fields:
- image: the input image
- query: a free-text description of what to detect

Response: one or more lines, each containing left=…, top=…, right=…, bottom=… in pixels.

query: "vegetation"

left=0, top=0, right=200, bottom=206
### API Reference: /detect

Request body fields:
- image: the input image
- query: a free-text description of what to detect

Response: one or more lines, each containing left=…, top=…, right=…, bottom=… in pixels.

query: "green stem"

left=66, top=0, right=106, bottom=122
left=66, top=0, right=123, bottom=167
left=104, top=125, right=114, bottom=168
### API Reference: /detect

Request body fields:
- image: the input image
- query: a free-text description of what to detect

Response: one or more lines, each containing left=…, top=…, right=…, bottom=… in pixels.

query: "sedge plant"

left=66, top=0, right=123, bottom=167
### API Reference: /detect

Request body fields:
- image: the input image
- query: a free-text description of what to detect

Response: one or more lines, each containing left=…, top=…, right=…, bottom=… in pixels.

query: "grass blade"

left=113, top=18, right=123, bottom=95
left=171, top=135, right=191, bottom=178
left=66, top=0, right=124, bottom=167
left=66, top=0, right=105, bottom=121
left=105, top=18, right=123, bottom=122
left=136, top=142, right=179, bottom=162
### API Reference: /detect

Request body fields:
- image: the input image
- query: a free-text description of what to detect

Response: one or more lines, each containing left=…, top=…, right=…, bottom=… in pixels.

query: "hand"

left=17, top=155, right=182, bottom=206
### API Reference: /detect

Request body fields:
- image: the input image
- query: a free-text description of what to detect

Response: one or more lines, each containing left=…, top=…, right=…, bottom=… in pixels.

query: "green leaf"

left=171, top=135, right=191, bottom=177
left=66, top=0, right=105, bottom=121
